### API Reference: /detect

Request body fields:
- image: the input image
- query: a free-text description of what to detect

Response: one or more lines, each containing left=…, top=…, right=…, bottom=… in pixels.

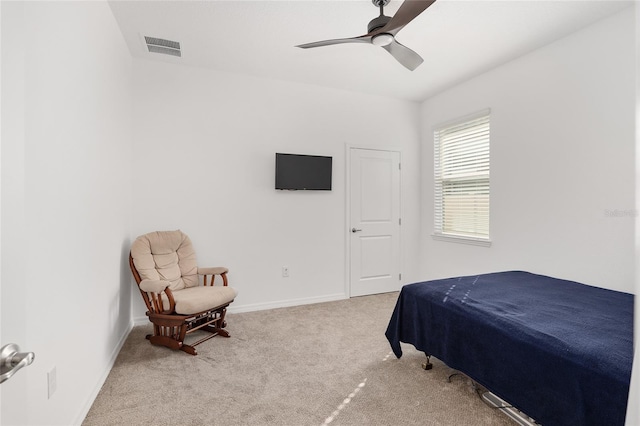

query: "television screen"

left=275, top=153, right=332, bottom=190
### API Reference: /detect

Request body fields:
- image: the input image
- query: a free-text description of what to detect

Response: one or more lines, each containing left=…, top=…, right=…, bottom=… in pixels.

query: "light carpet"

left=83, top=292, right=516, bottom=426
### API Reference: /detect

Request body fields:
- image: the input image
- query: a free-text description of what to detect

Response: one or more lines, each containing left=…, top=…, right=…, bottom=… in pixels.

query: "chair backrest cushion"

left=131, top=230, right=198, bottom=291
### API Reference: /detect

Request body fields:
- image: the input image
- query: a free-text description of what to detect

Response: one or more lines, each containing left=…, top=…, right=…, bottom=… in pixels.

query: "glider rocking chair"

left=129, top=230, right=237, bottom=355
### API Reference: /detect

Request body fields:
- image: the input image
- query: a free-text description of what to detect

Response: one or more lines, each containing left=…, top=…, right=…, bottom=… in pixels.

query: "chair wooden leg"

left=180, top=344, right=197, bottom=355
left=148, top=334, right=183, bottom=351
left=145, top=320, right=190, bottom=352
left=219, top=307, right=228, bottom=329
left=202, top=324, right=230, bottom=337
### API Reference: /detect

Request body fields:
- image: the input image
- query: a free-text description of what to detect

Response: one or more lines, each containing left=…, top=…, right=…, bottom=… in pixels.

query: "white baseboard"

left=228, top=293, right=348, bottom=314
left=74, top=322, right=134, bottom=425
left=131, top=293, right=348, bottom=325
left=132, top=316, right=151, bottom=326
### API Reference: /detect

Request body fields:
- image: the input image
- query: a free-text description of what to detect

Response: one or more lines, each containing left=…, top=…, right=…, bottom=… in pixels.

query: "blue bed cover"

left=385, top=271, right=633, bottom=426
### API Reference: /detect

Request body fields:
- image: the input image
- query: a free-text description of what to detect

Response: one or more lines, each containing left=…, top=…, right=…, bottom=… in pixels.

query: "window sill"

left=431, top=233, right=492, bottom=247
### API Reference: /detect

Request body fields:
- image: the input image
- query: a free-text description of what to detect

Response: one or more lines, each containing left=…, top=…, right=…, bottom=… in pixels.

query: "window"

left=433, top=109, right=490, bottom=246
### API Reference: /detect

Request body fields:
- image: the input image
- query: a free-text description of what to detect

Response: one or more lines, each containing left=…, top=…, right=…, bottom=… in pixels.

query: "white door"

left=1, top=1, right=31, bottom=423
left=349, top=148, right=401, bottom=297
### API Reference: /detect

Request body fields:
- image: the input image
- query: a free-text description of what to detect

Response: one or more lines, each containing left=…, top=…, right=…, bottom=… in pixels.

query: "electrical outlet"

left=282, top=266, right=289, bottom=277
left=47, top=366, right=57, bottom=399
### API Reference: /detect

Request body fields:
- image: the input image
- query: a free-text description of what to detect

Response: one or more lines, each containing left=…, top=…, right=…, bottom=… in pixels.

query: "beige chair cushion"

left=164, top=286, right=238, bottom=315
left=131, top=230, right=198, bottom=291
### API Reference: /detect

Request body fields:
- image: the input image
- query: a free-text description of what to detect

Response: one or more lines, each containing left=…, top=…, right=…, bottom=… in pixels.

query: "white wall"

left=1, top=2, right=133, bottom=425
left=420, top=8, right=636, bottom=294
left=131, top=60, right=421, bottom=318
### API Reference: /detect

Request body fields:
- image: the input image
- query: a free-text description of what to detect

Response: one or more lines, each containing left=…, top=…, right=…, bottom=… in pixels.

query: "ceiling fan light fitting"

left=372, top=33, right=394, bottom=47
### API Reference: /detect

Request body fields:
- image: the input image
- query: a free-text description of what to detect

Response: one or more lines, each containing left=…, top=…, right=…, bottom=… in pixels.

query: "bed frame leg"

left=422, top=354, right=433, bottom=370
left=447, top=372, right=460, bottom=382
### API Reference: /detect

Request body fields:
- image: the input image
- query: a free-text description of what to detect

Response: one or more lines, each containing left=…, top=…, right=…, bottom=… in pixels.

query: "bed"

left=385, top=271, right=633, bottom=426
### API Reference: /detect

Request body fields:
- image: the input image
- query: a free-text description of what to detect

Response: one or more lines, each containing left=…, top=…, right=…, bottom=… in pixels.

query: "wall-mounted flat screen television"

left=275, top=153, right=332, bottom=190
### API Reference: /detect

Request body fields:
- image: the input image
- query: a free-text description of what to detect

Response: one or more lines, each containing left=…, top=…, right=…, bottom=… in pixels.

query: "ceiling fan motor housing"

left=368, top=14, right=391, bottom=33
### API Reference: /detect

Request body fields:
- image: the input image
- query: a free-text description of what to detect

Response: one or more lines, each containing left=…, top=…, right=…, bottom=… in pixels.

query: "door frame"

left=344, top=144, right=402, bottom=298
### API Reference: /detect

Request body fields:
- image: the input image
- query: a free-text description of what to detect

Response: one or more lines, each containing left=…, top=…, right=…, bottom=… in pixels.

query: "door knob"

left=0, top=344, right=35, bottom=384
left=351, top=228, right=362, bottom=233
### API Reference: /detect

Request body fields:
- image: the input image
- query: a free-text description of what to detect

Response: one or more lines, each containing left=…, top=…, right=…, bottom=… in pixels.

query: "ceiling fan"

left=296, top=0, right=436, bottom=71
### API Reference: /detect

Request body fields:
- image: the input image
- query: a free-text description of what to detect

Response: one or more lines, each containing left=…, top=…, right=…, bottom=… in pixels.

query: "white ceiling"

left=109, top=0, right=633, bottom=102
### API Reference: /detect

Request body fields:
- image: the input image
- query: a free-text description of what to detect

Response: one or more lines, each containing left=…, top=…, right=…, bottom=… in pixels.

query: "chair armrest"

left=198, top=267, right=229, bottom=286
left=139, top=279, right=170, bottom=293
left=198, top=267, right=229, bottom=275
left=138, top=279, right=175, bottom=313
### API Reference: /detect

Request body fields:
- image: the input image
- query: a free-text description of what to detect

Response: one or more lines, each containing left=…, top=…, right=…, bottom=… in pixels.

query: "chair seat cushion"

left=167, top=286, right=238, bottom=315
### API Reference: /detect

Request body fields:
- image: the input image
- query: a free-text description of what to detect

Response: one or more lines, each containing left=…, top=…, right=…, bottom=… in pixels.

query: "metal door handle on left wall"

left=0, top=344, right=35, bottom=384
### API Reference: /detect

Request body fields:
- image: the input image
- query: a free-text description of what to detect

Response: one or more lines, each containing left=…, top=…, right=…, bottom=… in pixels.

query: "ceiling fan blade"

left=379, top=0, right=436, bottom=36
left=296, top=35, right=371, bottom=49
left=382, top=39, right=424, bottom=71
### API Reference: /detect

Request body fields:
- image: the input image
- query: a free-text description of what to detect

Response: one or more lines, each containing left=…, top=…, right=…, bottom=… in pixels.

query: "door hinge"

left=399, top=218, right=402, bottom=225
left=399, top=273, right=402, bottom=281
left=398, top=163, right=401, bottom=170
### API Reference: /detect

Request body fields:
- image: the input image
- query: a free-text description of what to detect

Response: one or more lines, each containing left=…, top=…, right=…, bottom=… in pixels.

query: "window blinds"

left=434, top=111, right=490, bottom=240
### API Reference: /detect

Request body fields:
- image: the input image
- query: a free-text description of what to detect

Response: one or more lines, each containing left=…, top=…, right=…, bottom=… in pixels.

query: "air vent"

left=144, top=36, right=181, bottom=57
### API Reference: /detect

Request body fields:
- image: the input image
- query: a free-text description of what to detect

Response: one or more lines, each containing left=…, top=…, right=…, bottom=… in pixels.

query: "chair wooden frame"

left=129, top=254, right=232, bottom=355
